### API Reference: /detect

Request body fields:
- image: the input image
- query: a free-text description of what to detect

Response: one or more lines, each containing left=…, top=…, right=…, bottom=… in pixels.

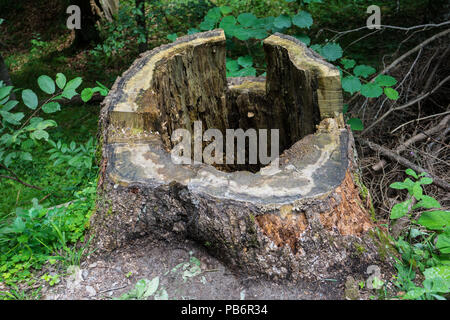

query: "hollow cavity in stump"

left=92, top=30, right=394, bottom=281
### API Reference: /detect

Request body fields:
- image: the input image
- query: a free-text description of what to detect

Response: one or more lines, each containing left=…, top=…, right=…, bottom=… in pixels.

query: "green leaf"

left=3, top=100, right=19, bottom=111
left=347, top=118, right=364, bottom=131
left=341, top=58, right=356, bottom=70
left=292, top=11, right=313, bottom=29
left=81, top=88, right=94, bottom=102
left=353, top=65, right=376, bottom=78
left=424, top=266, right=450, bottom=282
left=199, top=19, right=215, bottom=31
left=55, top=73, right=66, bottom=89
left=384, top=87, right=399, bottom=100
left=20, top=152, right=32, bottom=161
left=436, top=227, right=450, bottom=254
left=237, top=13, right=257, bottom=27
left=219, top=6, right=232, bottom=15
left=361, top=83, right=383, bottom=98
left=143, top=277, right=159, bottom=298
left=390, top=182, right=408, bottom=190
left=320, top=43, right=343, bottom=61
left=233, top=26, right=251, bottom=40
left=31, top=129, right=49, bottom=141
left=226, top=60, right=239, bottom=72
left=64, top=77, right=83, bottom=92
left=294, top=34, right=310, bottom=46
left=412, top=183, right=423, bottom=200
left=36, top=120, right=57, bottom=130
left=167, top=33, right=177, bottom=42
left=205, top=7, right=222, bottom=24
left=375, top=75, right=397, bottom=87
left=0, top=110, right=24, bottom=125
left=22, top=89, right=38, bottom=110
left=61, top=89, right=78, bottom=100
left=405, top=168, right=418, bottom=179
left=274, top=15, right=291, bottom=29
left=390, top=199, right=412, bottom=219
left=237, top=56, right=253, bottom=68
left=402, top=287, right=425, bottom=300
left=419, top=177, right=433, bottom=185
left=342, top=76, right=361, bottom=94
left=417, top=211, right=449, bottom=230
left=414, top=195, right=441, bottom=210
left=37, top=75, right=55, bottom=94
left=219, top=16, right=237, bottom=36
left=0, top=86, right=13, bottom=100
left=42, top=102, right=61, bottom=114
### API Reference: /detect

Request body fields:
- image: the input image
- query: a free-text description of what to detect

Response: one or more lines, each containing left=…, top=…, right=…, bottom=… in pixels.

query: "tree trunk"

left=90, top=30, right=396, bottom=281
left=72, top=0, right=101, bottom=48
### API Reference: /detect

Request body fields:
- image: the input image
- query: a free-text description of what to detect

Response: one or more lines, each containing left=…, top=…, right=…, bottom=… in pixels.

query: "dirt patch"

left=40, top=237, right=344, bottom=300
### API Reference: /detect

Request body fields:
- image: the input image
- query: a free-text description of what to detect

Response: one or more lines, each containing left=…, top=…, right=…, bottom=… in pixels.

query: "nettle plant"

left=0, top=73, right=107, bottom=182
left=389, top=169, right=450, bottom=300
left=166, top=0, right=399, bottom=131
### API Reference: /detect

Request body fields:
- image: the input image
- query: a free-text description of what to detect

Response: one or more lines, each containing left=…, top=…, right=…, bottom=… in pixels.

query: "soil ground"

left=41, top=237, right=345, bottom=300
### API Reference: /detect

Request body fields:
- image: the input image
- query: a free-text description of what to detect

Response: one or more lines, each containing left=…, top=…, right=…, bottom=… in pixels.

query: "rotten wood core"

left=106, top=30, right=342, bottom=172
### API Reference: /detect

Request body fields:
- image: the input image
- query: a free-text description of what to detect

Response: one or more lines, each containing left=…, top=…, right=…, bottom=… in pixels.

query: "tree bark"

left=90, top=30, right=396, bottom=281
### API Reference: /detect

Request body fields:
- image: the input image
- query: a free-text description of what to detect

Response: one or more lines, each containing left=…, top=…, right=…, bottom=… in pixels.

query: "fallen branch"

left=360, top=139, right=450, bottom=191
left=0, top=163, right=42, bottom=190
left=373, top=114, right=450, bottom=170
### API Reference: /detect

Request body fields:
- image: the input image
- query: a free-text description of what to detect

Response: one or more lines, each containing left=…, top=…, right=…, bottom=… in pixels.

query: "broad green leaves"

left=22, top=89, right=38, bottom=110
left=384, top=87, right=399, bottom=100
left=42, top=102, right=61, bottom=114
left=320, top=43, right=342, bottom=61
left=354, top=65, right=376, bottom=78
left=375, top=75, right=397, bottom=87
left=418, top=211, right=450, bottom=231
left=339, top=59, right=399, bottom=101
left=37, top=75, right=55, bottom=94
left=55, top=73, right=67, bottom=89
left=390, top=199, right=412, bottom=219
left=115, top=277, right=163, bottom=300
left=0, top=72, right=107, bottom=172
left=347, top=118, right=363, bottom=131
left=226, top=56, right=256, bottom=77
left=361, top=83, right=383, bottom=98
left=292, top=11, right=313, bottom=29
left=238, top=13, right=258, bottom=27
left=389, top=169, right=440, bottom=220
left=274, top=15, right=291, bottom=29
left=342, top=76, right=361, bottom=94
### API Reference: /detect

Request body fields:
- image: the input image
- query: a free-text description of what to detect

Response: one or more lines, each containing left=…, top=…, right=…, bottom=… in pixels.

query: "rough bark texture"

left=90, top=30, right=395, bottom=281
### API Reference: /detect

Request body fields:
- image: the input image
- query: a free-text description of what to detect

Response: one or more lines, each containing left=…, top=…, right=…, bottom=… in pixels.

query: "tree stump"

left=91, top=30, right=395, bottom=281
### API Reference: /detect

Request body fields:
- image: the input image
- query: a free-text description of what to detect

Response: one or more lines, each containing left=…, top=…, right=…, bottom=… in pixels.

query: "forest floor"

left=40, top=237, right=354, bottom=300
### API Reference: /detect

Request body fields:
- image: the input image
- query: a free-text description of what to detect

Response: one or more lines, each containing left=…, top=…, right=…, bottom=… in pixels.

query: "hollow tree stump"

left=91, top=30, right=395, bottom=281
